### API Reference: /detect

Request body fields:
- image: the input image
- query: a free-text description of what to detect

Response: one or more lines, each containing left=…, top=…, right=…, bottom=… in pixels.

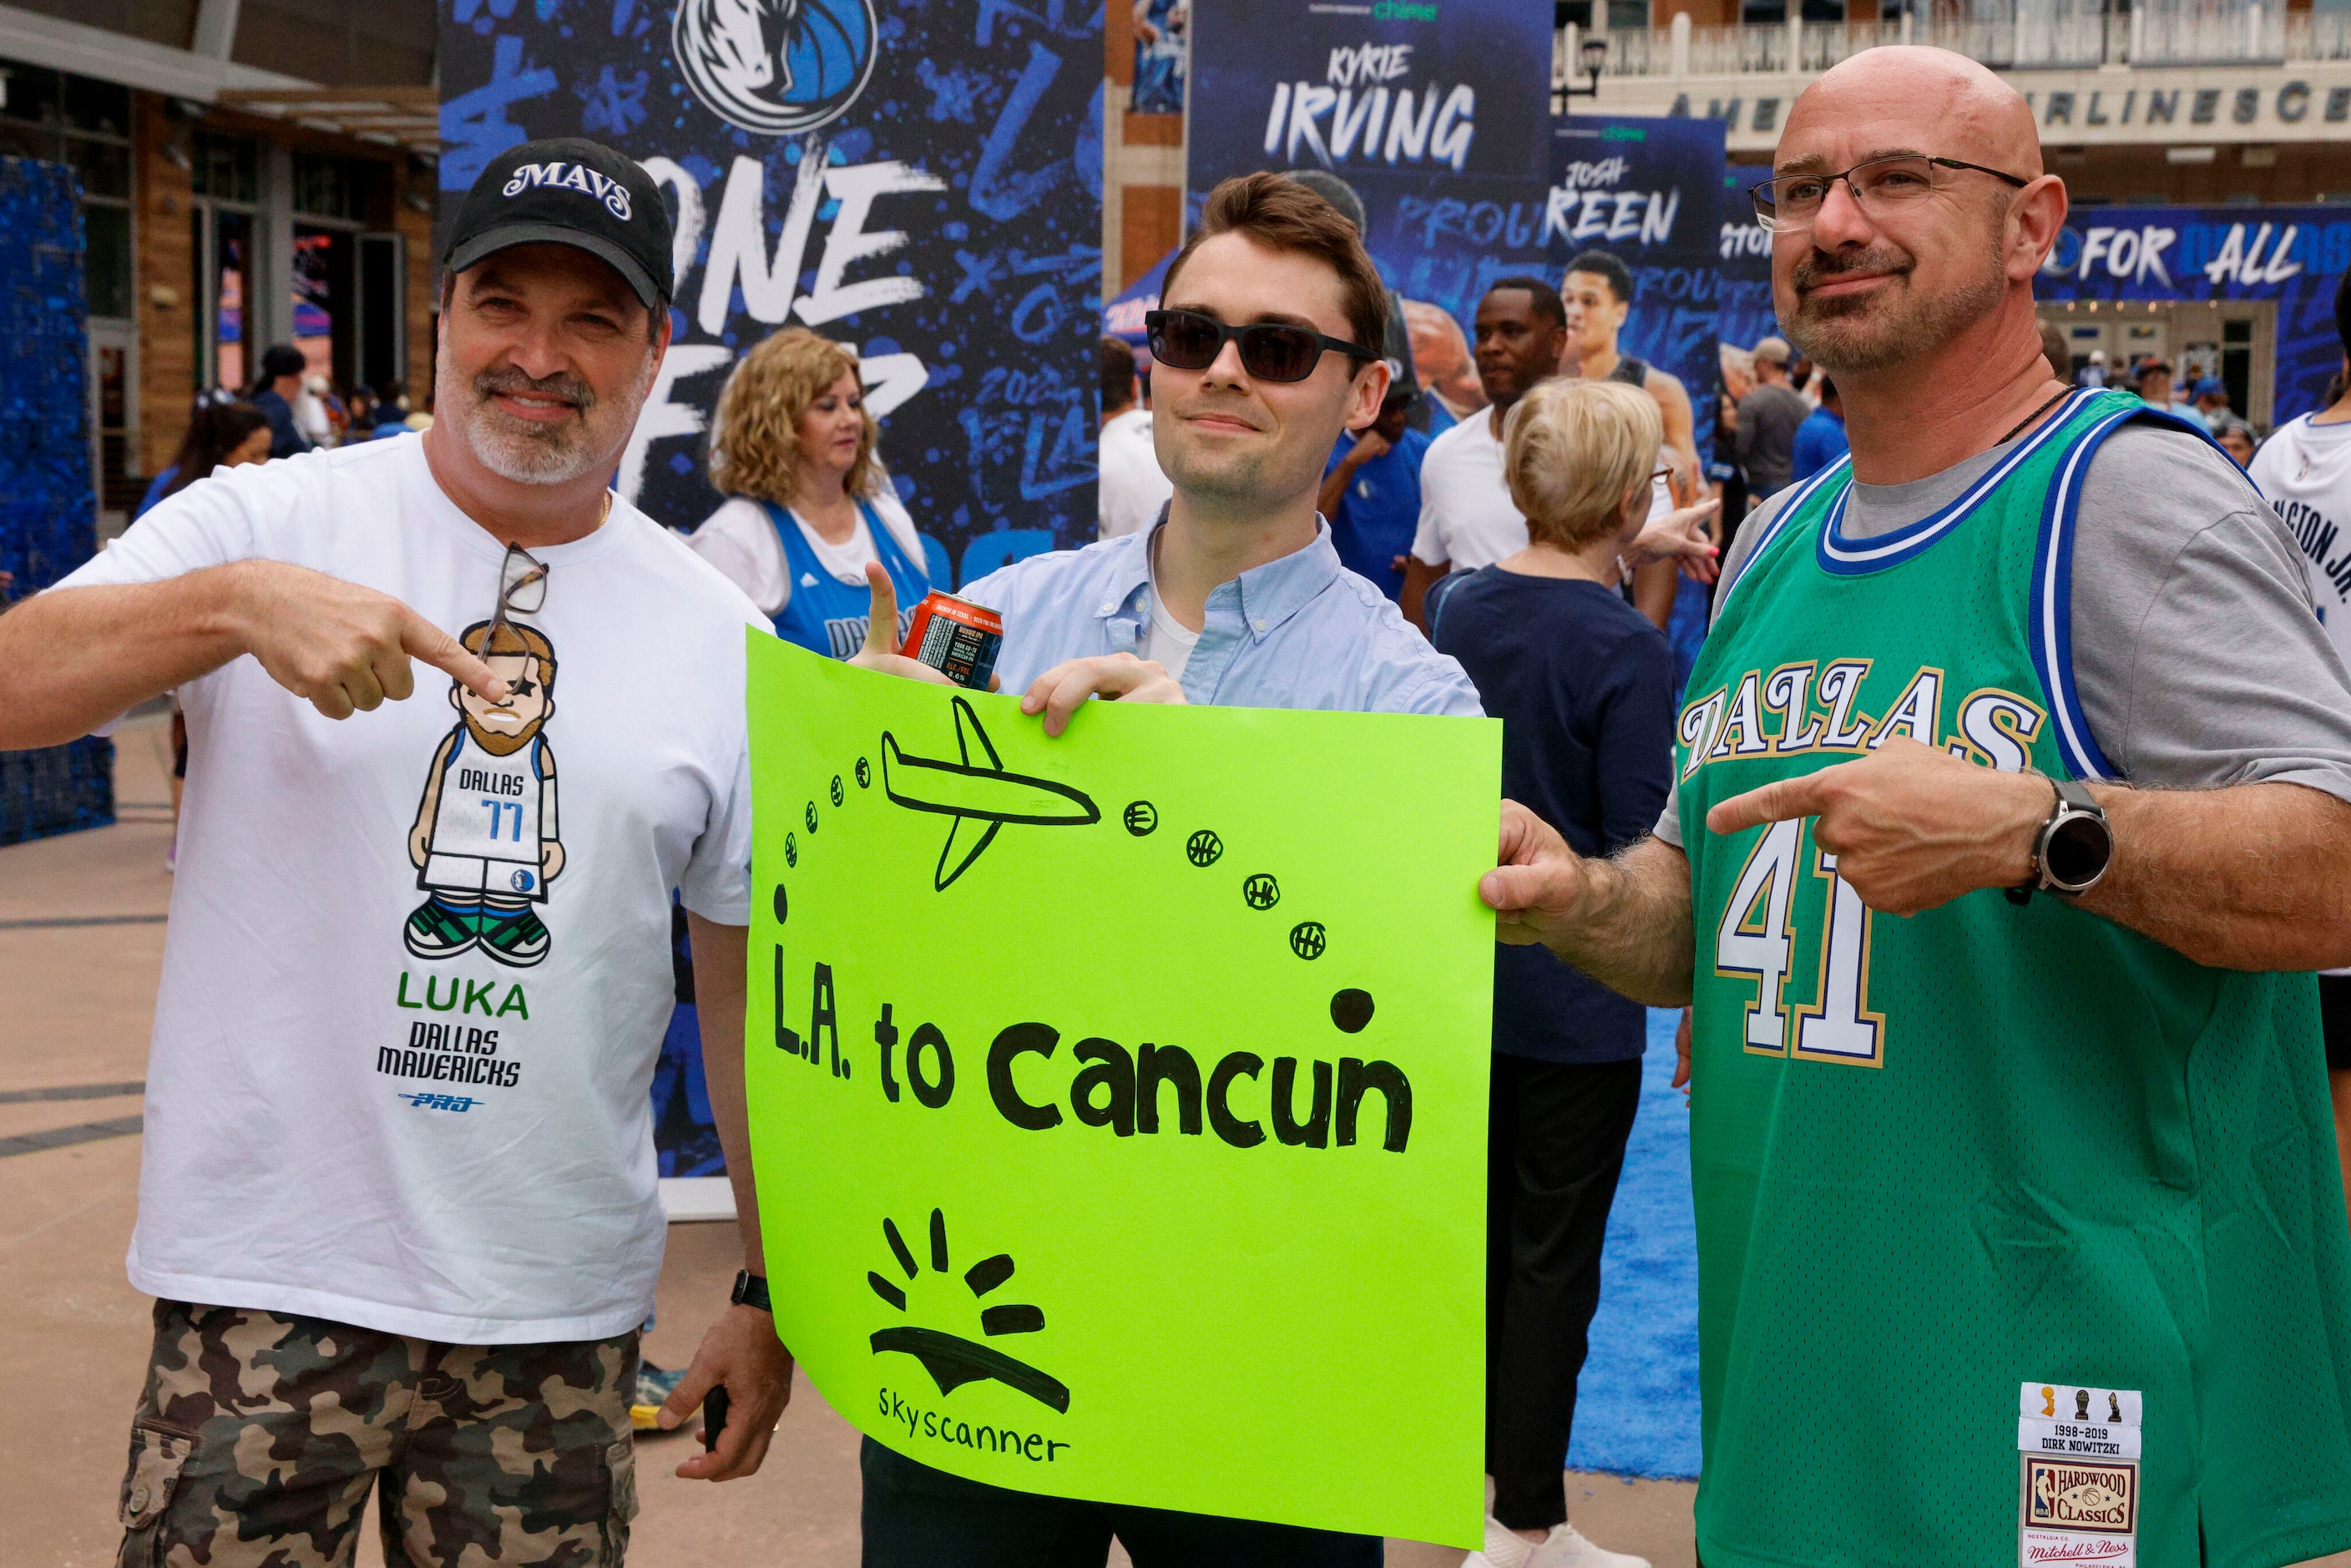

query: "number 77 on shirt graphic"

left=403, top=619, right=567, bottom=969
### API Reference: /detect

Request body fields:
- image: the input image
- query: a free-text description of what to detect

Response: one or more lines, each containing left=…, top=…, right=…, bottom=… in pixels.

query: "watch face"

left=2045, top=812, right=2113, bottom=888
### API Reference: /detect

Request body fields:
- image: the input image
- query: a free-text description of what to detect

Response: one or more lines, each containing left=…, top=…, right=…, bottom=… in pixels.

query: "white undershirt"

left=1142, top=587, right=1201, bottom=680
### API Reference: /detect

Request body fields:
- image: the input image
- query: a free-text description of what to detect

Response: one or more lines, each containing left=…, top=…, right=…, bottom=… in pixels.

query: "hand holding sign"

left=1019, top=654, right=1186, bottom=737
left=1704, top=736, right=2046, bottom=915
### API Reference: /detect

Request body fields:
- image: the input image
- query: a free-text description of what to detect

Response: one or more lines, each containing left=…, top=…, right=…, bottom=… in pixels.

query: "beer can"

left=902, top=591, right=1004, bottom=690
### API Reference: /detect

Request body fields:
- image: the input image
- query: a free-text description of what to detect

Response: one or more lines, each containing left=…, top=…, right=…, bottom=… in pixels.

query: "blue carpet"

left=1561, top=1009, right=1701, bottom=1480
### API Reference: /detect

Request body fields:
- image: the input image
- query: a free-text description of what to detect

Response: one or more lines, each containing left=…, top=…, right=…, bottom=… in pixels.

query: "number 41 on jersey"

left=1716, top=817, right=1884, bottom=1065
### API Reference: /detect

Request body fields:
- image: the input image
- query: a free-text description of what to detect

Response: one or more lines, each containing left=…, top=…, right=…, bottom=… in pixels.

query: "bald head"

left=1765, top=45, right=2065, bottom=383
left=1784, top=47, right=2041, bottom=182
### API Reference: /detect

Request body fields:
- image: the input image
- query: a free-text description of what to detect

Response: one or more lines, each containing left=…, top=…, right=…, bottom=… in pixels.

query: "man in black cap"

left=0, top=138, right=794, bottom=1563
left=250, top=343, right=316, bottom=458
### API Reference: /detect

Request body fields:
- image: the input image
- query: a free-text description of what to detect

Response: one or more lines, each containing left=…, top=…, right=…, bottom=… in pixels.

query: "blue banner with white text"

left=1546, top=114, right=1725, bottom=434
left=2037, top=205, right=2351, bottom=425
left=439, top=0, right=1105, bottom=584
left=1185, top=0, right=1556, bottom=352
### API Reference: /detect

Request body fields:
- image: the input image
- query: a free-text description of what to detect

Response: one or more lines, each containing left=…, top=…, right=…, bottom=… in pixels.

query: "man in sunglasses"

left=837, top=170, right=1479, bottom=1565
left=1483, top=46, right=2351, bottom=1568
left=0, top=138, right=796, bottom=1562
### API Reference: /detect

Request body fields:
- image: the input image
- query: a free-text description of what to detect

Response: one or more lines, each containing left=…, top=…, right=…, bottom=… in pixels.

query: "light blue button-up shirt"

left=961, top=522, right=1484, bottom=717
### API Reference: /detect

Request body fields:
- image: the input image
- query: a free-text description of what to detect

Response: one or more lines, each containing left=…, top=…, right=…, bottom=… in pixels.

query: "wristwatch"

left=731, top=1270, right=771, bottom=1313
left=2007, top=776, right=2113, bottom=903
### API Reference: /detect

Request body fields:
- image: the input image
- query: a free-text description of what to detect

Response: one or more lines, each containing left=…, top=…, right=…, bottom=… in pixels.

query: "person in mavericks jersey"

left=1481, top=48, right=2351, bottom=1568
left=405, top=619, right=565, bottom=966
left=688, top=326, right=933, bottom=658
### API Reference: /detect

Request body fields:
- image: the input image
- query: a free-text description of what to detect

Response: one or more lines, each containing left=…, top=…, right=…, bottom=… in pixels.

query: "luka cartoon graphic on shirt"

left=404, top=619, right=564, bottom=967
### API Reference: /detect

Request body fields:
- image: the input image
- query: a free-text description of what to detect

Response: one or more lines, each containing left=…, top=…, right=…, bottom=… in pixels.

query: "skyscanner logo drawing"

left=672, top=0, right=880, bottom=136
left=880, top=697, right=1101, bottom=892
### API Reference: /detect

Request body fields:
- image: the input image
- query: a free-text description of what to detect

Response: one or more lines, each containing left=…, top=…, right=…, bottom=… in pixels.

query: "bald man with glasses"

left=1481, top=47, right=2351, bottom=1568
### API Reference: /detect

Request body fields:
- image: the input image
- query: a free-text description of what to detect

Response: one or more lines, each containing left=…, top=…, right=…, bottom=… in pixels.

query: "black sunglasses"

left=1145, top=308, right=1378, bottom=384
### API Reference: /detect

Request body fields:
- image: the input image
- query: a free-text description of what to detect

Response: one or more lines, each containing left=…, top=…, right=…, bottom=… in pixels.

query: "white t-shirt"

left=686, top=488, right=927, bottom=620
left=61, top=437, right=767, bottom=1343
left=2248, top=412, right=2351, bottom=673
left=1099, top=406, right=1174, bottom=540
left=2247, top=410, right=2351, bottom=980
left=1412, top=408, right=1519, bottom=571
left=1412, top=407, right=1671, bottom=571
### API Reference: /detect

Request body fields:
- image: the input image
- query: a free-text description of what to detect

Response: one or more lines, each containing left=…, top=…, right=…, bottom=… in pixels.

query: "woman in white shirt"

left=689, top=327, right=933, bottom=658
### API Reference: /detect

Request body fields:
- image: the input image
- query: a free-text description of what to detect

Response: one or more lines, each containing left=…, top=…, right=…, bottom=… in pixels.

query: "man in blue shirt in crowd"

left=845, top=169, right=1480, bottom=1566
left=1787, top=373, right=1848, bottom=485
left=248, top=344, right=315, bottom=458
left=1317, top=377, right=1433, bottom=603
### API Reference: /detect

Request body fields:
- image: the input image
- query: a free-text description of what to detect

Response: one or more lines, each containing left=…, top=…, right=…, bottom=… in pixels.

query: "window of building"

left=192, top=131, right=260, bottom=205
left=0, top=60, right=134, bottom=321
left=294, top=152, right=372, bottom=223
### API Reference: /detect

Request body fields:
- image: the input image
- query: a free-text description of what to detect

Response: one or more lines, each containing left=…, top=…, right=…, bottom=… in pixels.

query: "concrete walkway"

left=0, top=716, right=1695, bottom=1566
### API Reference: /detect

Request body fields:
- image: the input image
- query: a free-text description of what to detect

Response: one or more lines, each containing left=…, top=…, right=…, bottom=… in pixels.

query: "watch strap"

left=731, top=1270, right=771, bottom=1313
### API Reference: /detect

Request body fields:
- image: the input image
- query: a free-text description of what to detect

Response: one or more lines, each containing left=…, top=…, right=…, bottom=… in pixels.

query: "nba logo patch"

left=2021, top=1456, right=2136, bottom=1565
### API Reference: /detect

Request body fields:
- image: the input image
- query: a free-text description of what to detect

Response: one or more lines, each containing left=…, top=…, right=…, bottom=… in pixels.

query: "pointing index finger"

left=1706, top=771, right=1829, bottom=836
left=401, top=609, right=507, bottom=702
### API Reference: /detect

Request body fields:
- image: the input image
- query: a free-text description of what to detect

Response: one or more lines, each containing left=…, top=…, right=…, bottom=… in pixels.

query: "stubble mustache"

left=474, top=365, right=596, bottom=434
left=1790, top=243, right=1915, bottom=314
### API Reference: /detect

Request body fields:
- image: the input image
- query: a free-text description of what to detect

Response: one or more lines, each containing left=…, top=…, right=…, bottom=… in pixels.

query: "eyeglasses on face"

left=1145, top=308, right=1378, bottom=384
left=1750, top=153, right=2030, bottom=233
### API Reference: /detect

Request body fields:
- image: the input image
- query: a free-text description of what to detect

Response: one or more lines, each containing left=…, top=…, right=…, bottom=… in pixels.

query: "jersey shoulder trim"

left=1816, top=387, right=2111, bottom=576
left=2029, top=398, right=2227, bottom=781
left=1711, top=457, right=1850, bottom=618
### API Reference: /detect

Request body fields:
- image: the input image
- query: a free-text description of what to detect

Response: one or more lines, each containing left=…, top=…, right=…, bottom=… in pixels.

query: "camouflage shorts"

left=115, top=1300, right=640, bottom=1568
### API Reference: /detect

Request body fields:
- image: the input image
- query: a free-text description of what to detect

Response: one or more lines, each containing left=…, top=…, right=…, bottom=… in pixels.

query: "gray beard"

left=1784, top=238, right=2007, bottom=375
left=442, top=355, right=656, bottom=486
left=1787, top=271, right=2005, bottom=373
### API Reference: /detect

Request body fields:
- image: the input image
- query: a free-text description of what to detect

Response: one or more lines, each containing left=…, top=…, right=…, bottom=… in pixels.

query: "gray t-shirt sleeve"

left=2067, top=423, right=2351, bottom=802
left=1652, top=421, right=2351, bottom=850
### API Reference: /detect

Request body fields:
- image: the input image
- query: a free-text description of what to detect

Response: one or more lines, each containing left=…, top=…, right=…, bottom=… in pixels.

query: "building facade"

left=0, top=0, right=437, bottom=534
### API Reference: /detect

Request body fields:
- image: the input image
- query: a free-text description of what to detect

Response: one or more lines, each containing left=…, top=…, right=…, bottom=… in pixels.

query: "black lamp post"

left=1560, top=34, right=1610, bottom=99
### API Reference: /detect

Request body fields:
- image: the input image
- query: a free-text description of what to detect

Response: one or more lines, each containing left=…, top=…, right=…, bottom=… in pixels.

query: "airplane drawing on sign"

left=880, top=696, right=1100, bottom=892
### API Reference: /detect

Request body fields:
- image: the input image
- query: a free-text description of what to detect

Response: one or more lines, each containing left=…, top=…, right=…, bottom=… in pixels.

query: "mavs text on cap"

left=502, top=161, right=635, bottom=220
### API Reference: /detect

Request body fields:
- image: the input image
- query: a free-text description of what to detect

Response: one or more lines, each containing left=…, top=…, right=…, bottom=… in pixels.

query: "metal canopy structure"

left=215, top=86, right=439, bottom=155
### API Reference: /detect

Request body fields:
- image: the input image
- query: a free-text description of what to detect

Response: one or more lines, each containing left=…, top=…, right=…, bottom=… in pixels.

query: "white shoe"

left=1534, top=1523, right=1651, bottom=1568
left=1461, top=1519, right=1654, bottom=1568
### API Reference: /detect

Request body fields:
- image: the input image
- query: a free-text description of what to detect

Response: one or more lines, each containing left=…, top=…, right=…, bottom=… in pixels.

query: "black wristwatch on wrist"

left=2006, top=775, right=2113, bottom=904
left=731, top=1270, right=771, bottom=1313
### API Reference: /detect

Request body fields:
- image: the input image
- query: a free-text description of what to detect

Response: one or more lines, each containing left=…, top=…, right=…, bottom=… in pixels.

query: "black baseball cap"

left=442, top=138, right=674, bottom=311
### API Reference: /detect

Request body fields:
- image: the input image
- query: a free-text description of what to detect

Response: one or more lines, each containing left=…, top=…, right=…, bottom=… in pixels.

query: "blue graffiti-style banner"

left=439, top=0, right=1104, bottom=580
left=2038, top=205, right=2351, bottom=422
left=1185, top=0, right=1555, bottom=341
left=1546, top=115, right=1726, bottom=434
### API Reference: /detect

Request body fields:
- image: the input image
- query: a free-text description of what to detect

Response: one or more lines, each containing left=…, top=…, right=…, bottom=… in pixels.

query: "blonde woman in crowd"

left=689, top=326, right=932, bottom=658
left=1425, top=378, right=1679, bottom=1568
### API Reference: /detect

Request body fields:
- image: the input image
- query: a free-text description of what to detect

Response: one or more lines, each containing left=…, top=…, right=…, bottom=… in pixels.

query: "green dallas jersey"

left=1674, top=388, right=2351, bottom=1568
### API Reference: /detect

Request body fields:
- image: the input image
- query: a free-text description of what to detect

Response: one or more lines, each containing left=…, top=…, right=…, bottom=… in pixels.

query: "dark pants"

left=860, top=1438, right=1382, bottom=1568
left=1484, top=1055, right=1645, bottom=1531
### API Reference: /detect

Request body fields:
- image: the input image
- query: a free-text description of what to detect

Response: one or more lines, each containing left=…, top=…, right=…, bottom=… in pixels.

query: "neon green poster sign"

left=744, top=635, right=1499, bottom=1546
